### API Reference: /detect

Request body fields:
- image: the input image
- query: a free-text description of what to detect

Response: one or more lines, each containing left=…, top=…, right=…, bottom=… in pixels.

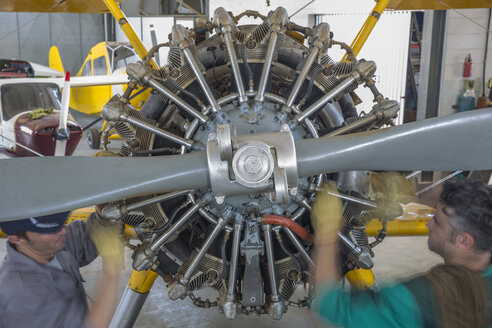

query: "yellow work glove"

left=371, top=171, right=417, bottom=205
left=89, top=225, right=124, bottom=276
left=311, top=182, right=343, bottom=242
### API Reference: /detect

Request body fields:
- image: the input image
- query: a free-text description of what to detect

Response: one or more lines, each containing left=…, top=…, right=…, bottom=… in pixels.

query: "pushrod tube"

left=126, top=190, right=191, bottom=212
left=285, top=47, right=320, bottom=108
left=121, top=114, right=193, bottom=148
left=183, top=47, right=221, bottom=112
left=282, top=227, right=315, bottom=268
left=296, top=75, right=356, bottom=122
left=181, top=217, right=229, bottom=282
left=263, top=225, right=280, bottom=302
left=150, top=202, right=203, bottom=252
left=338, top=231, right=362, bottom=255
left=227, top=222, right=243, bottom=300
left=148, top=78, right=208, bottom=123
left=324, top=113, right=378, bottom=137
left=223, top=32, right=247, bottom=103
left=255, top=30, right=279, bottom=102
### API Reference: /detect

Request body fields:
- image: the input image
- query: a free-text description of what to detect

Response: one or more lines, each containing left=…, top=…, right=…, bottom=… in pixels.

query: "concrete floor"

left=0, top=110, right=444, bottom=327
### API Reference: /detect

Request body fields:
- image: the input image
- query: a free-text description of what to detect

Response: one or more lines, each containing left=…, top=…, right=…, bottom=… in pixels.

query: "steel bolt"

left=244, top=155, right=262, bottom=174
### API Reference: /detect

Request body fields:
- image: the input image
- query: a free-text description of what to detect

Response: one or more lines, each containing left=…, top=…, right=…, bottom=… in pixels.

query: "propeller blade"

left=0, top=153, right=209, bottom=221
left=296, top=108, right=492, bottom=177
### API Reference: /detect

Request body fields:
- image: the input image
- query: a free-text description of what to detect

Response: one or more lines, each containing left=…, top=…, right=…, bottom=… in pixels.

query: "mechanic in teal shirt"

left=311, top=178, right=492, bottom=328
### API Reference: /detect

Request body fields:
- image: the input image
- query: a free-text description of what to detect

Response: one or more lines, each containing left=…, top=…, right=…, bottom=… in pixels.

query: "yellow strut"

left=367, top=204, right=434, bottom=236
left=342, top=0, right=390, bottom=61
left=102, top=0, right=157, bottom=69
left=366, top=218, right=430, bottom=236
left=128, top=269, right=159, bottom=293
left=345, top=268, right=376, bottom=290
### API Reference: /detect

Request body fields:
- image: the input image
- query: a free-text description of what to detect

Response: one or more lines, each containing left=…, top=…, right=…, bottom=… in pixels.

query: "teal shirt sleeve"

left=313, top=282, right=424, bottom=328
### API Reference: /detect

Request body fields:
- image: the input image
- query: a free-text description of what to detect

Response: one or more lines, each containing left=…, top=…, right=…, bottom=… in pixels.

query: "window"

left=112, top=45, right=139, bottom=71
left=93, top=56, right=108, bottom=76
left=1, top=83, right=61, bottom=120
left=82, top=60, right=92, bottom=76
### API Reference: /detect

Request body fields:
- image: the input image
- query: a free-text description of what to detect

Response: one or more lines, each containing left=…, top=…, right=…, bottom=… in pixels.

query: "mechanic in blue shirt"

left=311, top=178, right=492, bottom=328
left=0, top=210, right=122, bottom=328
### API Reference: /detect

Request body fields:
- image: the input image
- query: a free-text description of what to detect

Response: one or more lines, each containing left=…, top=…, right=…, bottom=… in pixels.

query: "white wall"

left=439, top=9, right=492, bottom=116
left=321, top=12, right=410, bottom=120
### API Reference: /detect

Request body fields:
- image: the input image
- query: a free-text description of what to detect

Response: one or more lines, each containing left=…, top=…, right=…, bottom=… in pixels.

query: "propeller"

left=54, top=71, right=70, bottom=156
left=296, top=108, right=492, bottom=177
left=1, top=108, right=491, bottom=221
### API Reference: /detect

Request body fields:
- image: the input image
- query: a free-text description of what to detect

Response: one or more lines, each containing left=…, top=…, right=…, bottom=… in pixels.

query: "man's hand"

left=89, top=225, right=124, bottom=276
left=311, top=182, right=343, bottom=242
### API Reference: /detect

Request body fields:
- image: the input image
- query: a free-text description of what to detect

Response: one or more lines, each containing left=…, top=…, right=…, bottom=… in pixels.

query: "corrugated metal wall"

left=0, top=12, right=105, bottom=73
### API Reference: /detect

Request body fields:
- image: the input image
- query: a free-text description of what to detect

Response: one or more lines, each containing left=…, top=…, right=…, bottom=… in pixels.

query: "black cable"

left=82, top=116, right=103, bottom=131
left=166, top=74, right=203, bottom=107
left=239, top=44, right=253, bottom=84
left=218, top=234, right=229, bottom=280
left=130, top=147, right=178, bottom=156
left=483, top=8, right=491, bottom=97
left=299, top=65, right=324, bottom=105
left=211, top=48, right=225, bottom=85
left=129, top=86, right=149, bottom=100
left=276, top=232, right=304, bottom=273
left=153, top=203, right=187, bottom=234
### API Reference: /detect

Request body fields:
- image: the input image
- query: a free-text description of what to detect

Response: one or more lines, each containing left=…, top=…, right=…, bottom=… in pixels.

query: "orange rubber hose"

left=263, top=215, right=314, bottom=243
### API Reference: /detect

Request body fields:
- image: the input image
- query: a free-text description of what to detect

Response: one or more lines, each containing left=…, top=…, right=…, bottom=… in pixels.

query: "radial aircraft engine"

left=2, top=6, right=492, bottom=323
left=99, top=7, right=395, bottom=319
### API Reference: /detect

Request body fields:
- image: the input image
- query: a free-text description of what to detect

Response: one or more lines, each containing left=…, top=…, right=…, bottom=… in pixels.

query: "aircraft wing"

left=29, top=62, right=64, bottom=78
left=0, top=0, right=123, bottom=13
left=0, top=75, right=129, bottom=89
left=69, top=74, right=129, bottom=88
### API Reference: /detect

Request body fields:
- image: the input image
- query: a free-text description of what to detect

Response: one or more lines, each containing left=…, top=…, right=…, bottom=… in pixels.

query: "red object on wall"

left=463, top=54, right=472, bottom=78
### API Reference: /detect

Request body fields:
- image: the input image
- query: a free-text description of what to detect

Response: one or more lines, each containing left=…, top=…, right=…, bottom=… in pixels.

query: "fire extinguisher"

left=463, top=54, right=472, bottom=78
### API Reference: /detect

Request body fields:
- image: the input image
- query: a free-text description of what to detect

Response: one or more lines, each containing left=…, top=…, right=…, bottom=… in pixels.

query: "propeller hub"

left=233, top=142, right=274, bottom=187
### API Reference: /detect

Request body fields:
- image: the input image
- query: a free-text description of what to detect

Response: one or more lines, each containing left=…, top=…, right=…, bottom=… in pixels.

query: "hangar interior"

left=0, top=0, right=491, bottom=327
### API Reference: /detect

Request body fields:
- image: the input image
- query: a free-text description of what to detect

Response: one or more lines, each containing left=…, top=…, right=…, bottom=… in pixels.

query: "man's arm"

left=310, top=183, right=425, bottom=328
left=314, top=231, right=339, bottom=287
left=311, top=183, right=343, bottom=286
left=85, top=210, right=123, bottom=328
left=85, top=264, right=120, bottom=328
left=65, top=217, right=99, bottom=267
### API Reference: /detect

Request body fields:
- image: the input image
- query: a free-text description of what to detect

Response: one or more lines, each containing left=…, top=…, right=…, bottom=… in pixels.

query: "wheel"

left=86, top=127, right=100, bottom=149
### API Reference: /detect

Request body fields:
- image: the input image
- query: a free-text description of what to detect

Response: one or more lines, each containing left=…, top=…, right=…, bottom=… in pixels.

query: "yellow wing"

left=0, top=0, right=122, bottom=13
left=387, top=0, right=492, bottom=10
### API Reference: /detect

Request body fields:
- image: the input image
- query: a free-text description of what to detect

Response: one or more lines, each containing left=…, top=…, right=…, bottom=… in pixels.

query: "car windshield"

left=1, top=83, right=61, bottom=120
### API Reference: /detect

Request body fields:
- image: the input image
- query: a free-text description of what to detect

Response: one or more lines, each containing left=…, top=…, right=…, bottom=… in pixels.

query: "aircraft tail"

left=49, top=46, right=65, bottom=74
